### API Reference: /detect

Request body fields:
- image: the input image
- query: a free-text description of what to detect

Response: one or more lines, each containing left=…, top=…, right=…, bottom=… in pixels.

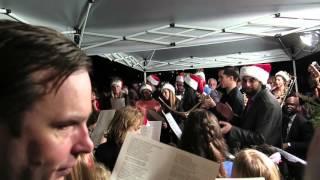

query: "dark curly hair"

left=179, top=109, right=228, bottom=177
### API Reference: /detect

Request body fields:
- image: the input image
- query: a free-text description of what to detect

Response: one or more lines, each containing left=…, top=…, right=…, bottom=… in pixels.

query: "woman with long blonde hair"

left=158, top=83, right=183, bottom=144
left=232, top=149, right=281, bottom=180
left=94, top=106, right=143, bottom=171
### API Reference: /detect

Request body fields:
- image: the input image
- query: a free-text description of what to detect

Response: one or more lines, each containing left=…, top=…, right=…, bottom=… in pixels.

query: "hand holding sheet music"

left=274, top=147, right=307, bottom=165
left=90, top=110, right=116, bottom=147
left=140, top=121, right=162, bottom=141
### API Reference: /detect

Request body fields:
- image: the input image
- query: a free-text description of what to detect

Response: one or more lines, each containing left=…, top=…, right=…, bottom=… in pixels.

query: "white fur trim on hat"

left=111, top=80, right=122, bottom=87
left=240, top=65, right=269, bottom=85
left=161, top=83, right=175, bottom=94
left=184, top=74, right=198, bottom=91
left=195, top=71, right=206, bottom=82
left=147, top=74, right=160, bottom=86
left=176, top=75, right=184, bottom=82
left=140, top=84, right=153, bottom=93
left=275, top=71, right=290, bottom=82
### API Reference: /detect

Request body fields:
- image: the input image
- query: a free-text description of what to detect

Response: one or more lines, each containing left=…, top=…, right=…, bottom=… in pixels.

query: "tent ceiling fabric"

left=1, top=0, right=320, bottom=71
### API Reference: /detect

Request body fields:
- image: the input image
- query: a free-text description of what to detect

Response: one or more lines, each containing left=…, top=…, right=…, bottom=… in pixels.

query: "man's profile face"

left=2, top=70, right=93, bottom=180
left=241, top=76, right=261, bottom=96
left=208, top=79, right=217, bottom=90
left=218, top=70, right=224, bottom=83
left=218, top=74, right=232, bottom=89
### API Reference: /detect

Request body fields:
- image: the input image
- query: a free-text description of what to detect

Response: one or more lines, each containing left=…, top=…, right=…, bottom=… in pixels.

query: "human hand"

left=200, top=96, right=216, bottom=109
left=219, top=121, right=232, bottom=134
left=282, top=143, right=289, bottom=149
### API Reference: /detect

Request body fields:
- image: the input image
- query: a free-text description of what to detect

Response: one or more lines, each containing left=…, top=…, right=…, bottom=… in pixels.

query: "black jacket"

left=227, top=88, right=282, bottom=152
left=282, top=113, right=314, bottom=159
left=94, top=139, right=121, bottom=171
left=220, top=87, right=244, bottom=125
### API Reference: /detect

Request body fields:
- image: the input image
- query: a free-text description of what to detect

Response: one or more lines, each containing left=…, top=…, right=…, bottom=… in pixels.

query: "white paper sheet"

left=111, top=133, right=219, bottom=180
left=274, top=147, right=307, bottom=165
left=162, top=112, right=182, bottom=139
left=90, top=110, right=116, bottom=147
left=140, top=121, right=162, bottom=141
left=110, top=98, right=126, bottom=110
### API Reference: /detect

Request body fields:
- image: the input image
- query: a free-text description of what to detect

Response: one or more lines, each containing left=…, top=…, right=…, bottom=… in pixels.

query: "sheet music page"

left=274, top=147, right=307, bottom=165
left=90, top=110, right=116, bottom=147
left=110, top=98, right=126, bottom=110
left=140, top=121, right=162, bottom=141
left=163, top=112, right=182, bottom=139
left=110, top=133, right=219, bottom=180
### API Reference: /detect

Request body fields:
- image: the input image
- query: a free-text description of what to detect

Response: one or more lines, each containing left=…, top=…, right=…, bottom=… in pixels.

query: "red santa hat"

left=161, top=83, right=175, bottom=94
left=195, top=71, right=206, bottom=82
left=240, top=64, right=271, bottom=85
left=147, top=74, right=160, bottom=86
left=184, top=74, right=204, bottom=93
left=140, top=84, right=153, bottom=93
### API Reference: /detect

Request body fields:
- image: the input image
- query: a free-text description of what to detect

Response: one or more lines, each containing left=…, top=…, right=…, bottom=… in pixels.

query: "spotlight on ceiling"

left=300, top=31, right=319, bottom=47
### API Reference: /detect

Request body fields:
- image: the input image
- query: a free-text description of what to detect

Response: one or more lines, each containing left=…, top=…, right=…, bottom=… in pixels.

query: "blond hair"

left=106, top=106, right=143, bottom=145
left=161, top=88, right=177, bottom=109
left=65, top=154, right=110, bottom=180
left=95, top=163, right=111, bottom=180
left=232, top=149, right=281, bottom=180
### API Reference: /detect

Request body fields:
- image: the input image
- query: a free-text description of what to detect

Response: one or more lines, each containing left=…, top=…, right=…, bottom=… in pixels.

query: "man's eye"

left=53, top=121, right=78, bottom=130
left=55, top=124, right=70, bottom=130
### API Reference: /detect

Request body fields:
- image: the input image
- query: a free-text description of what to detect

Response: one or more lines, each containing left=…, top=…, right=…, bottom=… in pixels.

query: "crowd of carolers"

left=88, top=63, right=320, bottom=180
left=4, top=20, right=320, bottom=180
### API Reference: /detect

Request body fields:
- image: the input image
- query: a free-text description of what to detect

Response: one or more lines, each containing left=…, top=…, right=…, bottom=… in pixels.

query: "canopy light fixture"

left=300, top=31, right=320, bottom=47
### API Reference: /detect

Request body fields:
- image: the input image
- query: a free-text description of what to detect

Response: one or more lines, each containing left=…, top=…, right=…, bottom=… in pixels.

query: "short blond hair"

left=106, top=106, right=143, bottom=145
left=232, top=149, right=281, bottom=180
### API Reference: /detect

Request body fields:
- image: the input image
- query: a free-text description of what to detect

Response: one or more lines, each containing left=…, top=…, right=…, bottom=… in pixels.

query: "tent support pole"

left=144, top=71, right=147, bottom=84
left=78, top=2, right=93, bottom=47
left=292, top=59, right=299, bottom=93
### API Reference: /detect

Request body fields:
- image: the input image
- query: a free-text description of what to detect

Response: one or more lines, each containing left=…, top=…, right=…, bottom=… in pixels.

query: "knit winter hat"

left=147, top=74, right=160, bottom=86
left=240, top=64, right=271, bottom=85
left=140, top=84, right=153, bottom=93
left=161, top=83, right=175, bottom=95
left=111, top=79, right=122, bottom=87
left=275, top=71, right=290, bottom=82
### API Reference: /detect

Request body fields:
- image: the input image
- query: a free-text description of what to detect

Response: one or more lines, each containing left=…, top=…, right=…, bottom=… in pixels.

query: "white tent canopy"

left=1, top=0, right=320, bottom=72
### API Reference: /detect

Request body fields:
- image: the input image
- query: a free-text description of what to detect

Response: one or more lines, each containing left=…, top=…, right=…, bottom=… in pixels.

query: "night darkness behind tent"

left=90, top=52, right=320, bottom=94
